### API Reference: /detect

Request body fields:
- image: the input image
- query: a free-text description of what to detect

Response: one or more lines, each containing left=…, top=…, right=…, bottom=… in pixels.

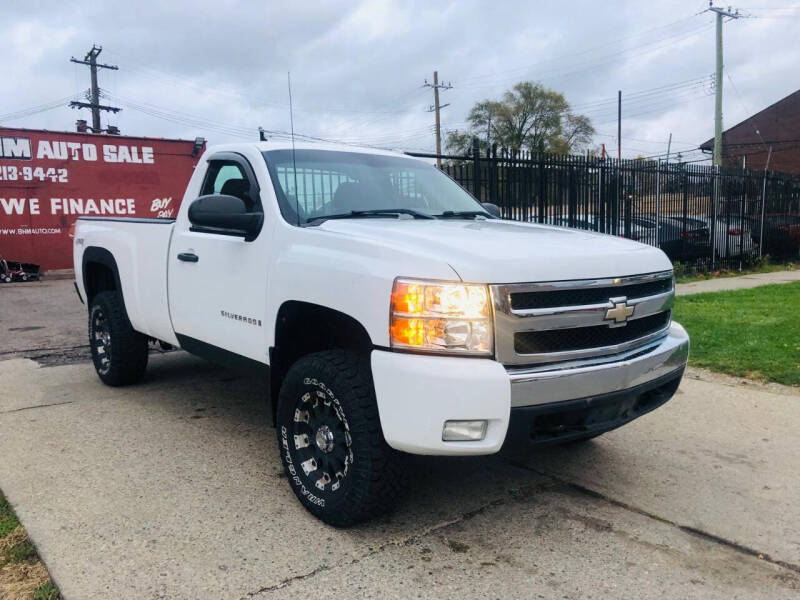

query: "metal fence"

left=408, top=144, right=800, bottom=271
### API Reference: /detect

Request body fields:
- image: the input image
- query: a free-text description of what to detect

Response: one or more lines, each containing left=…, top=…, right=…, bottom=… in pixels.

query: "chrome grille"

left=490, top=271, right=674, bottom=366
left=514, top=311, right=671, bottom=354
left=509, top=277, right=673, bottom=310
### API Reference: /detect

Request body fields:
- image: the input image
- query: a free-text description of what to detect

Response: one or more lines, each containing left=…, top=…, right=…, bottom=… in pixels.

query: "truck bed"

left=74, top=216, right=179, bottom=346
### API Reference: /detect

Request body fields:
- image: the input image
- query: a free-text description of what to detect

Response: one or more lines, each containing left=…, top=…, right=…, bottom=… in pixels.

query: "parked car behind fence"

left=422, top=146, right=800, bottom=270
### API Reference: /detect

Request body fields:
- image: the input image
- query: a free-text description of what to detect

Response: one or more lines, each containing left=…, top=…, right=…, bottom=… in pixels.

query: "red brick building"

left=700, top=89, right=800, bottom=173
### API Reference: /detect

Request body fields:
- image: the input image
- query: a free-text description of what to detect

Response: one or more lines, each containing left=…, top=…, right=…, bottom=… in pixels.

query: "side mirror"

left=481, top=202, right=501, bottom=218
left=188, top=194, right=263, bottom=241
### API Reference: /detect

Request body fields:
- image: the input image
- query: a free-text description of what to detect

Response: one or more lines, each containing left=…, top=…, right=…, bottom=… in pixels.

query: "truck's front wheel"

left=88, top=291, right=148, bottom=386
left=276, top=350, right=404, bottom=527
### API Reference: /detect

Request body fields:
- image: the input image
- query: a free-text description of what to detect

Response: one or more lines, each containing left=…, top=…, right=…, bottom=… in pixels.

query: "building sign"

left=0, top=128, right=203, bottom=271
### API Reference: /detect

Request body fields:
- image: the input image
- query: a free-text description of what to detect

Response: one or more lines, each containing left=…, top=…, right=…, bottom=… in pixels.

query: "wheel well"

left=84, top=261, right=117, bottom=306
left=270, top=301, right=373, bottom=421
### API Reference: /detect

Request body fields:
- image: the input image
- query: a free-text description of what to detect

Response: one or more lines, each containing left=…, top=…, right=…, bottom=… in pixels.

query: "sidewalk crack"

left=245, top=485, right=554, bottom=597
left=513, top=462, right=800, bottom=575
left=0, top=400, right=75, bottom=415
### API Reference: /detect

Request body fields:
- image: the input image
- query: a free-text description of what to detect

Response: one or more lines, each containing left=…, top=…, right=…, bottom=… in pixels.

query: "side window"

left=201, top=161, right=257, bottom=210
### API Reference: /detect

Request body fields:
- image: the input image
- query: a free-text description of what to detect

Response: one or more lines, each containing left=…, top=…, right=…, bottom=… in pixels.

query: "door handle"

left=177, top=252, right=199, bottom=263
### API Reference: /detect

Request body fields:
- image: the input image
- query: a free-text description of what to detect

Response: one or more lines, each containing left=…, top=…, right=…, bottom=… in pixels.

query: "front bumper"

left=504, top=367, right=684, bottom=447
left=507, top=322, right=689, bottom=407
left=370, top=322, right=689, bottom=455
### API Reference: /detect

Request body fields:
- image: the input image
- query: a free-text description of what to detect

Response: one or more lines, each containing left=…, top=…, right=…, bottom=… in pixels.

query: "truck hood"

left=318, top=218, right=672, bottom=283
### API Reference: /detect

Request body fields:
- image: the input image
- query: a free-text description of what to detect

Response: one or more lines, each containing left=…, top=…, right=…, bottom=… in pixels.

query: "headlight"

left=390, top=278, right=493, bottom=355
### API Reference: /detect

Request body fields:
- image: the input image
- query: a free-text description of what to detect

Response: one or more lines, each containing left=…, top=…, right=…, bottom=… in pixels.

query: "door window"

left=201, top=161, right=255, bottom=209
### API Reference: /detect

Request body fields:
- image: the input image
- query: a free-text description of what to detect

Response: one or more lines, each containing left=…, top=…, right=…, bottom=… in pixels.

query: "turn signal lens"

left=390, top=278, right=493, bottom=355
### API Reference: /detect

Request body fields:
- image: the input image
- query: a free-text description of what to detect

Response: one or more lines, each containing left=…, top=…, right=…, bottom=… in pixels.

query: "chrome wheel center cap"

left=315, top=425, right=334, bottom=453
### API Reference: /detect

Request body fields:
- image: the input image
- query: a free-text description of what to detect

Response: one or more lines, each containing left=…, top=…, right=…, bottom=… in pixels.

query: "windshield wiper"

left=307, top=208, right=435, bottom=224
left=435, top=210, right=493, bottom=219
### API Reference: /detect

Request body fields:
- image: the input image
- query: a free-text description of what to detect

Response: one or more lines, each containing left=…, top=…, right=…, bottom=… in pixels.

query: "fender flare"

left=82, top=246, right=125, bottom=309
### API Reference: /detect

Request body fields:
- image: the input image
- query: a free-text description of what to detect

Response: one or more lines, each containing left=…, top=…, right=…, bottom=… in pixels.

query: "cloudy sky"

left=1, top=0, right=798, bottom=162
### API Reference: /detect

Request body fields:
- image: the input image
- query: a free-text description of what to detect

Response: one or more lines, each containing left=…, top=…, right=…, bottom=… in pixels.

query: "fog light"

left=442, top=420, right=487, bottom=442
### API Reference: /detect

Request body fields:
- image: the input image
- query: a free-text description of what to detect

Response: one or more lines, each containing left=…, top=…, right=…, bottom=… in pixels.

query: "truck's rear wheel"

left=276, top=350, right=404, bottom=527
left=88, top=291, right=148, bottom=386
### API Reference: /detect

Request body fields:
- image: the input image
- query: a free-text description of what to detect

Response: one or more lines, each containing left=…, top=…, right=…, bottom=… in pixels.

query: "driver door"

left=168, top=153, right=269, bottom=364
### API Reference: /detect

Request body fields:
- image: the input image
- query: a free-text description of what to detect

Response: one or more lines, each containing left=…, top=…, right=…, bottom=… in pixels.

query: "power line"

left=455, top=13, right=701, bottom=86
left=571, top=76, right=711, bottom=111
left=0, top=96, right=76, bottom=124
left=724, top=71, right=769, bottom=152
left=592, top=88, right=712, bottom=125
left=109, top=51, right=425, bottom=117
left=455, top=20, right=713, bottom=92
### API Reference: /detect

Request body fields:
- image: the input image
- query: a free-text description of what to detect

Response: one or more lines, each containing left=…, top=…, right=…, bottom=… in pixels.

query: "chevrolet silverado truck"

left=73, top=141, right=689, bottom=526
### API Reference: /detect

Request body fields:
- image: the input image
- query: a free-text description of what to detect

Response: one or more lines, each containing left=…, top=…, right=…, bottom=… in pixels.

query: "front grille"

left=510, top=277, right=673, bottom=310
left=491, top=271, right=675, bottom=366
left=514, top=311, right=671, bottom=355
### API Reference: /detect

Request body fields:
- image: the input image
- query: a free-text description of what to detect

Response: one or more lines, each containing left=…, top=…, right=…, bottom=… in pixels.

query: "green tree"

left=445, top=82, right=595, bottom=155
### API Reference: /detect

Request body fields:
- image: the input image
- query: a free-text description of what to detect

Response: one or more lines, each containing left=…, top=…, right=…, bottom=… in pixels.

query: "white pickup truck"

left=73, top=141, right=689, bottom=526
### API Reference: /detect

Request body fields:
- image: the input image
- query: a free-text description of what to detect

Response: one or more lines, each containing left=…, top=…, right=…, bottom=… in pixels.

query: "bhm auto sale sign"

left=0, top=127, right=203, bottom=270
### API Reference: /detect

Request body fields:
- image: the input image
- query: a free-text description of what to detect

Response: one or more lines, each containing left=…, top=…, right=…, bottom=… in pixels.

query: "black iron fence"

left=408, top=144, right=800, bottom=271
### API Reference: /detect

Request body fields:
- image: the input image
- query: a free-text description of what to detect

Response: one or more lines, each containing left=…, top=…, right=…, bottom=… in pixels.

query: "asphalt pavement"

left=0, top=277, right=798, bottom=599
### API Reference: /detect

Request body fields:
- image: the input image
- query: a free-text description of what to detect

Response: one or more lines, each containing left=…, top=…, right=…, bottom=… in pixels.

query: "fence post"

left=614, top=159, right=620, bottom=235
left=599, top=160, right=606, bottom=233
left=758, top=147, right=773, bottom=259
left=625, top=167, right=634, bottom=239
left=739, top=170, right=747, bottom=269
left=654, top=160, right=661, bottom=247
left=471, top=137, right=481, bottom=202
left=711, top=166, right=718, bottom=269
left=491, top=144, right=499, bottom=207
left=538, top=153, right=545, bottom=223
left=568, top=163, right=576, bottom=227
left=759, top=171, right=769, bottom=258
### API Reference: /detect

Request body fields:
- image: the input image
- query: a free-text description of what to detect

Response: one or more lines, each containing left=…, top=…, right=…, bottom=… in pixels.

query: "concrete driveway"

left=0, top=280, right=798, bottom=599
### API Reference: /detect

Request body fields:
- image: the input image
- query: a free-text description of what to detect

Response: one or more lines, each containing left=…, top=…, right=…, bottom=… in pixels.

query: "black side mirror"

left=188, top=194, right=263, bottom=241
left=481, top=202, right=501, bottom=218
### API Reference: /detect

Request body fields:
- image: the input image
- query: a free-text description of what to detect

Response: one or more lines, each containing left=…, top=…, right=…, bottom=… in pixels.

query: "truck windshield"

left=262, top=149, right=487, bottom=225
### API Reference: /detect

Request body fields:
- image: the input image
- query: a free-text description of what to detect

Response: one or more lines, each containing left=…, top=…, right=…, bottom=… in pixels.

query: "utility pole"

left=708, top=2, right=741, bottom=166
left=423, top=71, right=452, bottom=167
left=69, top=44, right=121, bottom=133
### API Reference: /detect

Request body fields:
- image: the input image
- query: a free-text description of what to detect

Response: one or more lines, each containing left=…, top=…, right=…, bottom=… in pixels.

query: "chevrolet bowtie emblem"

left=605, top=297, right=634, bottom=324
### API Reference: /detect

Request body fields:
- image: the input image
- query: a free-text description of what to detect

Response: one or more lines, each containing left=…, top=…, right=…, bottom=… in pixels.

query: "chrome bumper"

left=508, top=322, right=689, bottom=408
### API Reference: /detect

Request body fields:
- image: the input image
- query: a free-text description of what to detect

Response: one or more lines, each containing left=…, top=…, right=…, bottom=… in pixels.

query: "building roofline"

left=0, top=126, right=202, bottom=145
left=699, top=88, right=800, bottom=150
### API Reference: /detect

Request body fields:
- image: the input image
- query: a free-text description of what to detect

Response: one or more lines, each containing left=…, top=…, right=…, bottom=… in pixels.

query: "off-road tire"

left=276, top=350, right=405, bottom=527
left=88, top=291, right=149, bottom=386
